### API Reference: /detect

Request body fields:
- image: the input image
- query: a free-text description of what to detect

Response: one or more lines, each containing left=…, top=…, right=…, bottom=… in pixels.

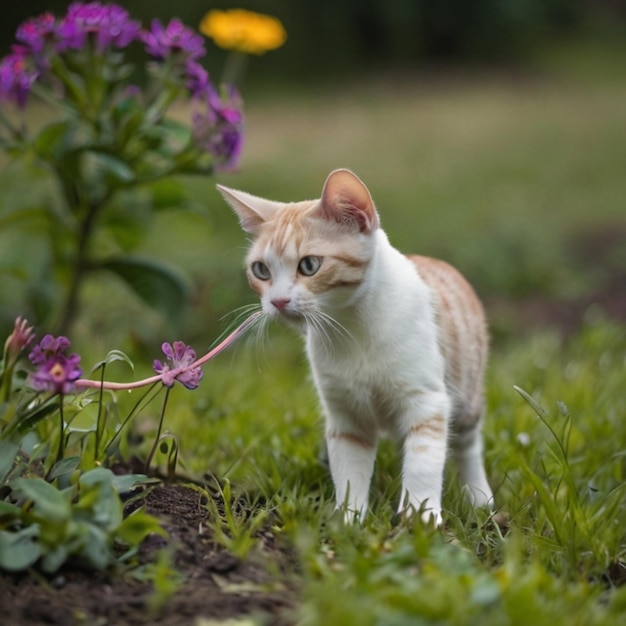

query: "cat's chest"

left=306, top=312, right=444, bottom=395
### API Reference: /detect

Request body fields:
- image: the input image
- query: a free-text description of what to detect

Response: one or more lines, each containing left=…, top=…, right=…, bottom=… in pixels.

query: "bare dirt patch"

left=0, top=483, right=297, bottom=626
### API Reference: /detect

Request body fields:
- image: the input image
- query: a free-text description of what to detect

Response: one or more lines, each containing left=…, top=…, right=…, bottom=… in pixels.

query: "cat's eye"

left=298, top=256, right=322, bottom=277
left=251, top=261, right=271, bottom=281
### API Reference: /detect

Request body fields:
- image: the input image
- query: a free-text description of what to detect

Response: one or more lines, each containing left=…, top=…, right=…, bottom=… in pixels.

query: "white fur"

left=306, top=230, right=450, bottom=523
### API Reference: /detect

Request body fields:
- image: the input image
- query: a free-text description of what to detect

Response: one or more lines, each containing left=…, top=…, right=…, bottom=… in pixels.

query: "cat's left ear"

left=319, top=169, right=380, bottom=234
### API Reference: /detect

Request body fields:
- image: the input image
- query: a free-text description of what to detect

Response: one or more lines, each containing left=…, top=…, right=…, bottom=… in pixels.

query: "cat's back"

left=408, top=255, right=488, bottom=426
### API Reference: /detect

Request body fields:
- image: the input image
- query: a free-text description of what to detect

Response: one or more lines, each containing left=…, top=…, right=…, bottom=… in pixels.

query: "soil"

left=1, top=224, right=624, bottom=626
left=0, top=482, right=298, bottom=626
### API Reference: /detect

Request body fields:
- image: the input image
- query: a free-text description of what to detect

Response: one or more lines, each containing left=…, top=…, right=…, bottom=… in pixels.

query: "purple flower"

left=153, top=341, right=203, bottom=390
left=28, top=334, right=82, bottom=395
left=185, top=61, right=211, bottom=97
left=57, top=2, right=141, bottom=52
left=29, top=334, right=71, bottom=365
left=142, top=19, right=205, bottom=61
left=192, top=86, right=243, bottom=171
left=15, top=12, right=58, bottom=54
left=0, top=49, right=39, bottom=109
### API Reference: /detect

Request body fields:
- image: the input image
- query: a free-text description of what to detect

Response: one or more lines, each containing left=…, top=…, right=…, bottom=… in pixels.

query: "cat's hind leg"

left=398, top=391, right=451, bottom=525
left=450, top=420, right=493, bottom=508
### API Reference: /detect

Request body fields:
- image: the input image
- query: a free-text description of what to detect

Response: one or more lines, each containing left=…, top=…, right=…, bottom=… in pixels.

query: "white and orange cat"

left=218, top=169, right=493, bottom=523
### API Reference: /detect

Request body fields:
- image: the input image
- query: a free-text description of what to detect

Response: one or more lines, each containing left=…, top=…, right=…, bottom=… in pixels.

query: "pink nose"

left=271, top=298, right=291, bottom=312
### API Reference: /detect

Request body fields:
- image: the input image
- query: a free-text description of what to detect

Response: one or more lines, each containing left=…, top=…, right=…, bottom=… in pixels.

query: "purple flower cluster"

left=153, top=341, right=203, bottom=390
left=57, top=2, right=141, bottom=52
left=1, top=3, right=244, bottom=168
left=15, top=12, right=57, bottom=53
left=192, top=86, right=243, bottom=171
left=0, top=51, right=38, bottom=109
left=29, top=334, right=82, bottom=395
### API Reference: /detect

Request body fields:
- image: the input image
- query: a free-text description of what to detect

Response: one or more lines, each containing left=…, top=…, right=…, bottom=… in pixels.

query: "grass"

left=2, top=37, right=626, bottom=624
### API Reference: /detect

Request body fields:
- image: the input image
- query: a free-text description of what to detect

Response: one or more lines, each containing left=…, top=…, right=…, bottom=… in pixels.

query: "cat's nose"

left=271, top=298, right=291, bottom=312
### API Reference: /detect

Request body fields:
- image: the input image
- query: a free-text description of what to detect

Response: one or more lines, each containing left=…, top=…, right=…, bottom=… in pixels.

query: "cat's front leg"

left=398, top=392, right=450, bottom=525
left=326, top=428, right=377, bottom=522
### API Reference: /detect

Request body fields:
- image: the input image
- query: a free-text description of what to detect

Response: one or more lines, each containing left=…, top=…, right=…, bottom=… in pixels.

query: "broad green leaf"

left=0, top=526, right=41, bottom=571
left=32, top=120, right=73, bottom=160
left=110, top=473, right=158, bottom=495
left=16, top=400, right=59, bottom=433
left=0, top=438, right=20, bottom=485
left=11, top=477, right=71, bottom=524
left=147, top=178, right=189, bottom=210
left=78, top=468, right=123, bottom=530
left=100, top=256, right=189, bottom=321
left=89, top=151, right=135, bottom=186
left=48, top=456, right=81, bottom=482
left=81, top=523, right=111, bottom=570
left=40, top=543, right=69, bottom=574
left=78, top=467, right=115, bottom=489
left=117, top=508, right=166, bottom=545
left=0, top=501, right=21, bottom=522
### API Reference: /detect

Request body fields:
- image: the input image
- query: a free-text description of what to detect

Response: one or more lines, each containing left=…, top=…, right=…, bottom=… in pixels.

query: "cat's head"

left=218, top=169, right=380, bottom=325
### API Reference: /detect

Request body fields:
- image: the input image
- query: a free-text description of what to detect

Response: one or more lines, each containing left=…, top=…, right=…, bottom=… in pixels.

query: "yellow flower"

left=199, top=9, right=286, bottom=55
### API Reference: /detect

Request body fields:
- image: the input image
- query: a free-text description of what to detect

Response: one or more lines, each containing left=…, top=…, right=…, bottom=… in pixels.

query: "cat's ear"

left=216, top=184, right=281, bottom=233
left=319, top=169, right=380, bottom=234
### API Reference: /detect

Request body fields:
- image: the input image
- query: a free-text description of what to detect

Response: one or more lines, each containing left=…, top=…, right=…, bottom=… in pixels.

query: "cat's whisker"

left=305, top=309, right=354, bottom=355
left=303, top=311, right=335, bottom=355
left=315, top=309, right=354, bottom=345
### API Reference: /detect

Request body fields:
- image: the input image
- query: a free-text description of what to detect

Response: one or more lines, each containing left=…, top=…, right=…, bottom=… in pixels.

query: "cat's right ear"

left=216, top=185, right=280, bottom=233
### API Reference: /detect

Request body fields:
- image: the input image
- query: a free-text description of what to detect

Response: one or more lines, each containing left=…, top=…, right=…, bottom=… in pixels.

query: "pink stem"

left=75, top=311, right=261, bottom=391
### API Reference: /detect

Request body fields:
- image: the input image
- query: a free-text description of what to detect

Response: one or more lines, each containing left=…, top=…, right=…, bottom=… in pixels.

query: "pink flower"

left=3, top=316, right=35, bottom=365
left=153, top=341, right=203, bottom=390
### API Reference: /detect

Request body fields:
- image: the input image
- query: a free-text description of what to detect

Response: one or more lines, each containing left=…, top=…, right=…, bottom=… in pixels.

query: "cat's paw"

left=396, top=500, right=443, bottom=527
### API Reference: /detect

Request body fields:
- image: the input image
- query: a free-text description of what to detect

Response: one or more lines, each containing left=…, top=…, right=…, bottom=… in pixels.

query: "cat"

left=217, top=169, right=493, bottom=523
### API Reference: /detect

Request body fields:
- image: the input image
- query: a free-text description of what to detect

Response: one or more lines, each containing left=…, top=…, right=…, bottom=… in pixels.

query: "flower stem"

left=75, top=310, right=261, bottom=391
left=145, top=386, right=171, bottom=474
left=56, top=396, right=66, bottom=464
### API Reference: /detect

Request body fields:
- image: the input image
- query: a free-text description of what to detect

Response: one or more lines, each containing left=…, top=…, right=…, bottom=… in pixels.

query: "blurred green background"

left=1, top=0, right=625, bottom=356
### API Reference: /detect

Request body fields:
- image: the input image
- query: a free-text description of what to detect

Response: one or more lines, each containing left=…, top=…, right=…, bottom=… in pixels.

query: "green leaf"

left=77, top=468, right=123, bottom=530
left=11, top=477, right=71, bottom=524
left=91, top=349, right=134, bottom=373
left=40, top=543, right=69, bottom=574
left=0, top=501, right=21, bottom=523
left=16, top=400, right=59, bottom=434
left=88, top=151, right=135, bottom=186
left=99, top=256, right=189, bottom=321
left=81, top=523, right=111, bottom=570
left=110, top=473, right=158, bottom=495
left=147, top=179, right=189, bottom=210
left=33, top=120, right=73, bottom=160
left=0, top=526, right=41, bottom=571
left=117, top=508, right=166, bottom=545
left=78, top=467, right=114, bottom=489
left=0, top=438, right=20, bottom=485
left=48, top=456, right=81, bottom=482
